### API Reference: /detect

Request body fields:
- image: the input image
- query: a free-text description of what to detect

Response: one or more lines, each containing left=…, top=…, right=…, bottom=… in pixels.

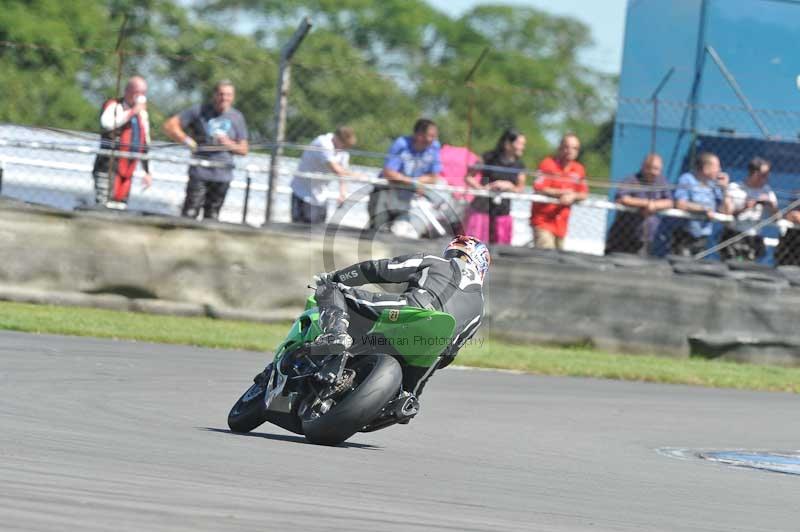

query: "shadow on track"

left=199, top=427, right=383, bottom=450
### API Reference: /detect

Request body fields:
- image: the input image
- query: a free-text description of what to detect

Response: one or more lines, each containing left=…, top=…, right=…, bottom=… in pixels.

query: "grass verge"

left=1, top=301, right=798, bottom=393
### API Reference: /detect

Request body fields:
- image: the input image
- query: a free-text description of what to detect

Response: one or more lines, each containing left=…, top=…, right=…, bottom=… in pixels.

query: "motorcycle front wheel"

left=227, top=377, right=269, bottom=433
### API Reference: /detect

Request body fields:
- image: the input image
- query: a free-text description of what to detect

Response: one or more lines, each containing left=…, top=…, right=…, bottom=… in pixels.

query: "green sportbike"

left=227, top=295, right=457, bottom=445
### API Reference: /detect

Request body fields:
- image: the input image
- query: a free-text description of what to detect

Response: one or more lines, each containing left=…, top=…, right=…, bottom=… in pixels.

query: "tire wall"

left=0, top=199, right=408, bottom=312
left=484, top=257, right=800, bottom=364
left=2, top=199, right=800, bottom=364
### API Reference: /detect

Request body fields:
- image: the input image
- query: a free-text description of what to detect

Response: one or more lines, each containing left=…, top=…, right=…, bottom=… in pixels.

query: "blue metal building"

left=612, top=0, right=800, bottom=196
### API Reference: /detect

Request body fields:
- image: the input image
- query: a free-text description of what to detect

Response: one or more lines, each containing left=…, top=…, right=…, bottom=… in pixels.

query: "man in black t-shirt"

left=164, top=80, right=249, bottom=221
left=605, top=154, right=673, bottom=255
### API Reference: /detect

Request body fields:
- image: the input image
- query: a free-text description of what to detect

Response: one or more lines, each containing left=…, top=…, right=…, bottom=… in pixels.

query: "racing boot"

left=312, top=308, right=353, bottom=353
left=313, top=278, right=353, bottom=353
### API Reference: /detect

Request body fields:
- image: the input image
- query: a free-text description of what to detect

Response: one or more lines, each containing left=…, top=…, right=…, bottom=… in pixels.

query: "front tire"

left=301, top=354, right=402, bottom=445
left=228, top=380, right=269, bottom=433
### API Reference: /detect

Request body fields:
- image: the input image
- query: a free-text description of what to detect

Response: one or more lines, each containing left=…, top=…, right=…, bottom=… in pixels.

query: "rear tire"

left=228, top=381, right=269, bottom=433
left=301, top=354, right=402, bottom=445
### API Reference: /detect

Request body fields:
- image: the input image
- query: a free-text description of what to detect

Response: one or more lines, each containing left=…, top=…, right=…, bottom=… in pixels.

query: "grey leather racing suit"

left=315, top=252, right=485, bottom=395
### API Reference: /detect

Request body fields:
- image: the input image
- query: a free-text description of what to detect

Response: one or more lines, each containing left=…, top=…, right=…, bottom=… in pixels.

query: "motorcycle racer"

left=312, top=235, right=490, bottom=403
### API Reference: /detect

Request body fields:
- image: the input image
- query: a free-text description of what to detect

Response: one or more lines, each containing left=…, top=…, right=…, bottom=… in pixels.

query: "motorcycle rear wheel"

left=301, top=354, right=402, bottom=445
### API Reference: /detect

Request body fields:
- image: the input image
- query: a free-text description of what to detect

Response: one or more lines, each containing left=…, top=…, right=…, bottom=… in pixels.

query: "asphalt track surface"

left=1, top=331, right=798, bottom=532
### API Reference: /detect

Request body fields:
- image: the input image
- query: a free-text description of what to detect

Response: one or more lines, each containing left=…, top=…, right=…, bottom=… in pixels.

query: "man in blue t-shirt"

left=671, top=152, right=728, bottom=256
left=368, top=118, right=442, bottom=230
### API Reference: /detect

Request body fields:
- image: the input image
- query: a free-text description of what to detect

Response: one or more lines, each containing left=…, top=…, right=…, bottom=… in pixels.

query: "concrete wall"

left=2, top=199, right=799, bottom=365
left=0, top=199, right=395, bottom=311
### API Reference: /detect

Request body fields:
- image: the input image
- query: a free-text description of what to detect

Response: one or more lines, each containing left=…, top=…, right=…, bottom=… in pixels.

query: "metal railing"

left=4, top=126, right=800, bottom=266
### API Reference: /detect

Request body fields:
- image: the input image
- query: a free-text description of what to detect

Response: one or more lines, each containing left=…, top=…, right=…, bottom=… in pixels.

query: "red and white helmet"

left=443, top=235, right=491, bottom=280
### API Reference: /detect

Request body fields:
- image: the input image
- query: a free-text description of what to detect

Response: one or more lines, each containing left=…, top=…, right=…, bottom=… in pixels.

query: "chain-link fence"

left=6, top=118, right=800, bottom=270
left=612, top=95, right=800, bottom=268
left=0, top=123, right=608, bottom=251
left=3, top=28, right=800, bottom=268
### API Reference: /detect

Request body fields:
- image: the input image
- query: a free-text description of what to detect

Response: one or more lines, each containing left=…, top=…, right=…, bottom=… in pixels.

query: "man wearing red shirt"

left=530, top=133, right=588, bottom=249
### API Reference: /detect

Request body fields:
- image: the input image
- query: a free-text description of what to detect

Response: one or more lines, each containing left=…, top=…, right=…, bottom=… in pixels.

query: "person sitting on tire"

left=312, top=235, right=490, bottom=404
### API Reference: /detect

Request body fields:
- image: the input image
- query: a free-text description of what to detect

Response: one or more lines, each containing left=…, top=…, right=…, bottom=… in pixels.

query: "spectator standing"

left=368, top=119, right=442, bottom=230
left=464, top=128, right=527, bottom=244
left=290, top=127, right=358, bottom=224
left=438, top=144, right=481, bottom=235
left=605, top=153, right=673, bottom=255
left=530, top=133, right=588, bottom=249
left=91, top=75, right=152, bottom=206
left=719, top=157, right=777, bottom=261
left=163, top=80, right=248, bottom=221
left=671, top=152, right=729, bottom=256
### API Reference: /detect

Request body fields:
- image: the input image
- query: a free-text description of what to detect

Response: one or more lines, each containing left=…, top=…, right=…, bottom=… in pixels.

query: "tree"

left=0, top=0, right=616, bottom=178
left=149, top=4, right=280, bottom=142
left=203, top=0, right=462, bottom=68
left=415, top=5, right=615, bottom=173
left=204, top=0, right=616, bottom=174
left=0, top=1, right=113, bottom=129
left=0, top=0, right=192, bottom=131
left=286, top=30, right=419, bottom=157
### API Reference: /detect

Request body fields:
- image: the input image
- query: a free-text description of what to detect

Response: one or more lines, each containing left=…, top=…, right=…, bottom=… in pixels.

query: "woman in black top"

left=464, top=128, right=527, bottom=244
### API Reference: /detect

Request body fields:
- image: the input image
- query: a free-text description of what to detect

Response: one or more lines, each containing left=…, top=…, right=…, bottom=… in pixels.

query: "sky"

left=427, top=0, right=628, bottom=74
